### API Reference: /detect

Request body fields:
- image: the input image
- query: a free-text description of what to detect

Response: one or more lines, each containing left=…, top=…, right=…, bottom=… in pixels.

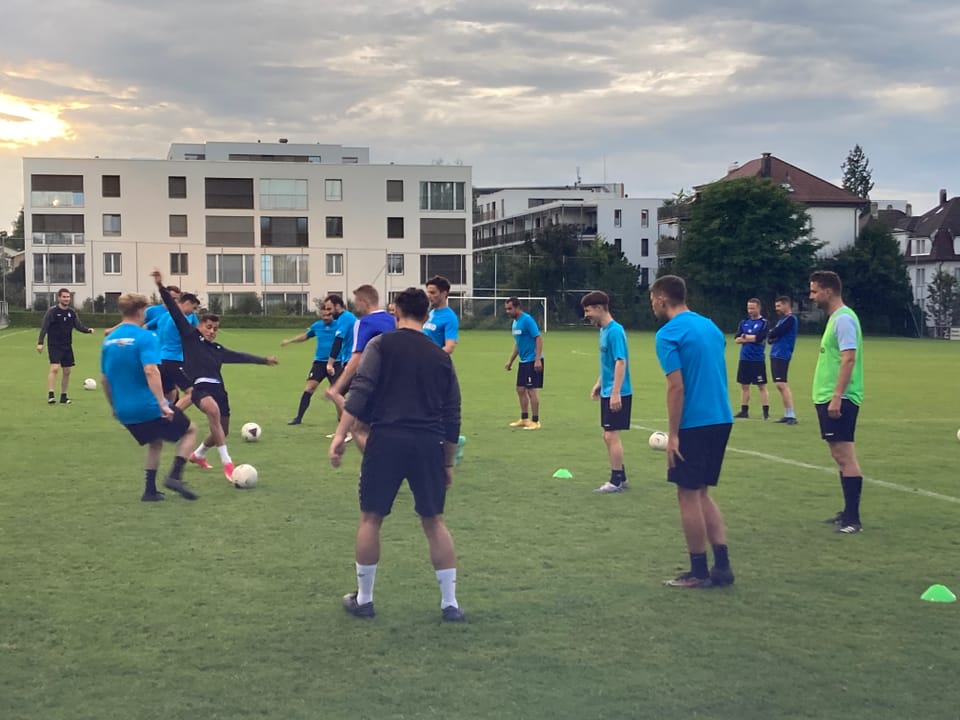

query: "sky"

left=2, top=0, right=959, bottom=232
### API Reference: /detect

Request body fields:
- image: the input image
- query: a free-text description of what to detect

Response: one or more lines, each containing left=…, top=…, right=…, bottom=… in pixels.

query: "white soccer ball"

left=83, top=378, right=97, bottom=391
left=232, top=463, right=258, bottom=489
left=241, top=422, right=262, bottom=442
left=956, top=428, right=960, bottom=443
left=648, top=431, right=669, bottom=451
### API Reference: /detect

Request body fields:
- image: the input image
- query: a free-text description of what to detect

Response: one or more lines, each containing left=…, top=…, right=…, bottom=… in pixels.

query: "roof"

left=907, top=197, right=960, bottom=239
left=720, top=154, right=865, bottom=206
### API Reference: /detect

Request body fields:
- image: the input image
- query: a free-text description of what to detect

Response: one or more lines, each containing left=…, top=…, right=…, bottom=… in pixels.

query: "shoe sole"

left=342, top=593, right=375, bottom=618
left=163, top=478, right=198, bottom=500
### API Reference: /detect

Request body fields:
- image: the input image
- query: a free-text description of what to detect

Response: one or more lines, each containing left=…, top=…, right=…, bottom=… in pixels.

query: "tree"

left=841, top=145, right=874, bottom=200
left=672, top=177, right=822, bottom=324
left=924, top=265, right=960, bottom=337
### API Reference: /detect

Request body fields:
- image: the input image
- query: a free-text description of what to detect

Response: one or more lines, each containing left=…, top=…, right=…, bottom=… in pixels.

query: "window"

left=308, top=156, right=321, bottom=164
left=342, top=156, right=359, bottom=164
left=387, top=253, right=404, bottom=275
left=207, top=253, right=255, bottom=284
left=916, top=268, right=925, bottom=299
left=263, top=292, right=308, bottom=312
left=613, top=238, right=622, bottom=252
left=102, top=214, right=122, bottom=236
left=184, top=153, right=205, bottom=160
left=641, top=238, right=649, bottom=257
left=170, top=253, right=189, bottom=275
left=641, top=209, right=649, bottom=228
left=205, top=177, right=254, bottom=209
left=259, top=178, right=308, bottom=210
left=103, top=252, right=121, bottom=274
left=915, top=237, right=928, bottom=254
left=614, top=209, right=622, bottom=228
left=169, top=215, right=188, bottom=237
left=31, top=175, right=83, bottom=208
left=205, top=216, right=255, bottom=247
left=386, top=180, right=404, bottom=202
left=326, top=216, right=343, bottom=238
left=33, top=253, right=85, bottom=283
left=641, top=267, right=650, bottom=287
left=419, top=181, right=465, bottom=211
left=326, top=253, right=344, bottom=275
left=387, top=217, right=404, bottom=239
left=105, top=292, right=121, bottom=313
left=102, top=175, right=121, bottom=198
left=31, top=214, right=84, bottom=244
left=325, top=179, right=343, bottom=201
left=420, top=254, right=465, bottom=284
left=168, top=176, right=187, bottom=198
left=261, top=254, right=309, bottom=284
left=261, top=217, right=308, bottom=247
left=420, top=218, right=466, bottom=248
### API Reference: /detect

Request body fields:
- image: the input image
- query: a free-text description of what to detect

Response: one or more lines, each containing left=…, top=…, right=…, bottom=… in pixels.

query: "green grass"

left=2, top=326, right=960, bottom=719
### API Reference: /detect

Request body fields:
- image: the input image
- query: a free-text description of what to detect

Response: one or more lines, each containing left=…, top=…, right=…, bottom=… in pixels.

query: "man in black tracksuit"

left=36, top=287, right=94, bottom=404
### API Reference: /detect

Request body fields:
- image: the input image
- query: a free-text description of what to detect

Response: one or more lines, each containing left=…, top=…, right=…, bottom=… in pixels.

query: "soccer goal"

left=449, top=295, right=548, bottom=332
left=0, top=300, right=8, bottom=330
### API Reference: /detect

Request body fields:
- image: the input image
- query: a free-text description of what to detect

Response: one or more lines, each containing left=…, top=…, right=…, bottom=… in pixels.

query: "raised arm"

left=153, top=272, right=194, bottom=339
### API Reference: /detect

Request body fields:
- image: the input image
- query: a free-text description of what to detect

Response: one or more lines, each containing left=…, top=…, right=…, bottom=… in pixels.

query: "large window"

left=103, top=252, right=121, bottom=274
left=261, top=254, right=309, bottom=284
left=260, top=179, right=308, bottom=210
left=168, top=176, right=187, bottom=199
left=205, top=178, right=254, bottom=209
left=420, top=218, right=466, bottom=248
left=102, top=175, right=121, bottom=198
left=170, top=253, right=189, bottom=275
left=261, top=217, right=308, bottom=247
left=263, top=292, right=308, bottom=313
left=205, top=216, right=255, bottom=247
left=33, top=253, right=85, bottom=283
left=102, top=214, right=122, bottom=237
left=32, top=214, right=85, bottom=245
left=325, top=253, right=343, bottom=275
left=419, top=181, right=465, bottom=211
left=420, top=254, right=465, bottom=284
left=641, top=238, right=649, bottom=257
left=325, top=216, right=343, bottom=238
left=325, top=179, right=343, bottom=201
left=31, top=175, right=84, bottom=208
left=170, top=215, right=188, bottom=237
left=387, top=217, right=404, bottom=239
left=387, top=180, right=404, bottom=202
left=207, top=253, right=255, bottom=284
left=387, top=253, right=404, bottom=275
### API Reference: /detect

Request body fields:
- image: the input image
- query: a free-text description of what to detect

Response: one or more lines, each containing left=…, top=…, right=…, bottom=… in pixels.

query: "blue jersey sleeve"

left=445, top=310, right=459, bottom=342
left=610, top=325, right=628, bottom=361
left=524, top=314, right=540, bottom=338
left=655, top=328, right=682, bottom=375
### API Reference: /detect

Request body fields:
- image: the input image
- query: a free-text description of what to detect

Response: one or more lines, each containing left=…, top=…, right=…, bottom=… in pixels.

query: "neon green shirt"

left=813, top=306, right=863, bottom=405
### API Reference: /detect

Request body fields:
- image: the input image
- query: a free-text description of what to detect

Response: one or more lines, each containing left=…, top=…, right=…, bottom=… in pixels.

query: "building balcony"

left=657, top=204, right=693, bottom=223
left=32, top=232, right=85, bottom=245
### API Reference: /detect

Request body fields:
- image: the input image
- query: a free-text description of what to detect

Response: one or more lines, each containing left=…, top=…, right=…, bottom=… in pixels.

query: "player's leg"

left=60, top=365, right=71, bottom=398
left=142, top=438, right=164, bottom=501
left=758, top=380, right=770, bottom=420
left=701, top=488, right=734, bottom=585
left=736, top=382, right=750, bottom=418
left=47, top=363, right=60, bottom=403
left=290, top=366, right=321, bottom=424
left=527, top=388, right=540, bottom=428
left=775, top=381, right=796, bottom=423
left=673, top=486, right=710, bottom=583
left=160, top=411, right=199, bottom=500
left=829, top=440, right=863, bottom=531
left=516, top=385, right=529, bottom=416
left=192, top=394, right=232, bottom=479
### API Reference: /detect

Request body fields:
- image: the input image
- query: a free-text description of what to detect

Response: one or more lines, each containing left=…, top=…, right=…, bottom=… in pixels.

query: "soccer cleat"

left=709, top=565, right=735, bottom=587
left=836, top=522, right=863, bottom=534
left=441, top=605, right=466, bottom=622
left=325, top=432, right=336, bottom=438
left=824, top=511, right=845, bottom=525
left=593, top=481, right=625, bottom=494
left=733, top=410, right=748, bottom=419
left=163, top=476, right=198, bottom=500
left=523, top=421, right=541, bottom=431
left=60, top=397, right=72, bottom=405
left=342, top=592, right=375, bottom=618
left=620, top=479, right=630, bottom=490
left=288, top=418, right=302, bottom=425
left=47, top=396, right=56, bottom=404
left=141, top=490, right=165, bottom=502
left=189, top=453, right=212, bottom=470
left=663, top=572, right=714, bottom=588
left=775, top=416, right=798, bottom=425
left=344, top=432, right=354, bottom=444
left=223, top=462, right=235, bottom=482
left=509, top=418, right=531, bottom=428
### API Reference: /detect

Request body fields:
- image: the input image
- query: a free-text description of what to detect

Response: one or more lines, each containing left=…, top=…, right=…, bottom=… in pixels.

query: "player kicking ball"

left=152, top=271, right=278, bottom=483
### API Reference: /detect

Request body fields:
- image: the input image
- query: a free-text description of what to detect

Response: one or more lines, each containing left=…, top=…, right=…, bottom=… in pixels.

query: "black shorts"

left=125, top=407, right=191, bottom=446
left=358, top=428, right=448, bottom=518
left=160, top=359, right=192, bottom=394
left=516, top=359, right=544, bottom=389
left=667, top=423, right=732, bottom=490
left=770, top=358, right=790, bottom=383
left=192, top=382, right=230, bottom=417
left=48, top=345, right=75, bottom=367
left=737, top=359, right=767, bottom=385
left=815, top=399, right=860, bottom=442
left=600, top=395, right=632, bottom=431
left=307, top=361, right=337, bottom=385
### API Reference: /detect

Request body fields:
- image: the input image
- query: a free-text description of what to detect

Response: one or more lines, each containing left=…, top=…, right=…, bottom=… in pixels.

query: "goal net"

left=449, top=295, right=548, bottom=332
left=0, top=300, right=8, bottom=330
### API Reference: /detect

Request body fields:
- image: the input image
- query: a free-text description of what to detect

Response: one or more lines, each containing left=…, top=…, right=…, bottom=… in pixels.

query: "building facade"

left=23, top=141, right=472, bottom=311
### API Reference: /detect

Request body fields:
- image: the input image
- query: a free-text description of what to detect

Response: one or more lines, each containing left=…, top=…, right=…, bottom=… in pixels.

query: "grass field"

left=2, top=324, right=959, bottom=720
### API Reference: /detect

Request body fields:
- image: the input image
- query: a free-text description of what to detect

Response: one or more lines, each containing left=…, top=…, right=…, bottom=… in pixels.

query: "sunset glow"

left=0, top=93, right=74, bottom=148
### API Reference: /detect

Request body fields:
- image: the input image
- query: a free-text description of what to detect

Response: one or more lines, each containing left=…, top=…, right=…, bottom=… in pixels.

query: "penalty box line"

left=631, top=423, right=960, bottom=506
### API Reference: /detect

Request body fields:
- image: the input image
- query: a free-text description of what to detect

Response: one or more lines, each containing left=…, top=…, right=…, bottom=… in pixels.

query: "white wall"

left=809, top=206, right=859, bottom=257
left=594, top=198, right=660, bottom=280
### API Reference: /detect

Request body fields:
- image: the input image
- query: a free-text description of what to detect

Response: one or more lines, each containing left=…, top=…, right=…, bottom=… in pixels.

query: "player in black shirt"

left=36, top=287, right=94, bottom=404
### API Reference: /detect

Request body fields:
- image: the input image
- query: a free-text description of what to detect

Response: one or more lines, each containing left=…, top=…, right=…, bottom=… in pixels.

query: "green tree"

left=841, top=145, right=874, bottom=200
left=924, top=265, right=960, bottom=337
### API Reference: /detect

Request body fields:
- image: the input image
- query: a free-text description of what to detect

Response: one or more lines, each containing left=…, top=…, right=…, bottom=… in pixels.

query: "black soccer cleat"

left=733, top=410, right=748, bottom=419
left=342, top=592, right=375, bottom=618
left=59, top=397, right=72, bottom=405
left=287, top=418, right=302, bottom=425
left=163, top=476, right=198, bottom=500
left=141, top=490, right=166, bottom=502
left=709, top=565, right=735, bottom=587
left=835, top=522, right=863, bottom=534
left=441, top=605, right=466, bottom=622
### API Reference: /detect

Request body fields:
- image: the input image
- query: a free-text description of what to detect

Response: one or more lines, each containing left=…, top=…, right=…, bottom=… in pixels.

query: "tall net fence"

left=450, top=296, right=548, bottom=332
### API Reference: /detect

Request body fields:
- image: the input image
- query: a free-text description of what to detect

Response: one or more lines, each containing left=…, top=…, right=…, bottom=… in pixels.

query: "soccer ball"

left=83, top=378, right=97, bottom=391
left=241, top=422, right=262, bottom=442
left=232, top=463, right=258, bottom=489
left=956, top=428, right=960, bottom=443
left=648, top=431, right=669, bottom=451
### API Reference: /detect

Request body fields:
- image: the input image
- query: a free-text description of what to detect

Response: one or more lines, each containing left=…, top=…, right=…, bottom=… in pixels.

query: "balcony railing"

left=32, top=232, right=85, bottom=245
left=31, top=192, right=84, bottom=208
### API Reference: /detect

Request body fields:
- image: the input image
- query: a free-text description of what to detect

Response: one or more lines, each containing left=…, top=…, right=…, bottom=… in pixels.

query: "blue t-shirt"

left=656, top=311, right=734, bottom=429
left=156, top=310, right=198, bottom=361
left=334, top=311, right=357, bottom=364
left=306, top=319, right=337, bottom=362
left=423, top=306, right=459, bottom=349
left=736, top=317, right=769, bottom=362
left=144, top=304, right=166, bottom=329
left=599, top=319, right=632, bottom=397
left=769, top=314, right=799, bottom=360
left=101, top=324, right=165, bottom=425
left=511, top=312, right=541, bottom=363
left=353, top=310, right=396, bottom=353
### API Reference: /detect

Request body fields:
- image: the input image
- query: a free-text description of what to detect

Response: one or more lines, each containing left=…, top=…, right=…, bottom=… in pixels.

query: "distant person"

left=323, top=294, right=357, bottom=438
left=281, top=302, right=338, bottom=426
left=330, top=287, right=464, bottom=622
left=734, top=298, right=770, bottom=419
left=581, top=291, right=632, bottom=494
left=103, top=286, right=181, bottom=337
left=100, top=292, right=199, bottom=502
left=423, top=275, right=459, bottom=354
left=36, top=287, right=94, bottom=404
left=768, top=295, right=799, bottom=424
left=504, top=297, right=544, bottom=430
left=651, top=275, right=735, bottom=589
left=809, top=270, right=865, bottom=534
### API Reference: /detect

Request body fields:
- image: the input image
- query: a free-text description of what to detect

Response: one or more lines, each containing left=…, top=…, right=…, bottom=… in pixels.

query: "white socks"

left=356, top=563, right=378, bottom=605
left=194, top=443, right=209, bottom=458
left=436, top=567, right=458, bottom=609
left=217, top=445, right=231, bottom=464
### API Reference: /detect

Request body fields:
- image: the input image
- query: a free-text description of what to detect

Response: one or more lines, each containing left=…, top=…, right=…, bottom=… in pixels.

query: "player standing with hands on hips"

left=504, top=297, right=544, bottom=430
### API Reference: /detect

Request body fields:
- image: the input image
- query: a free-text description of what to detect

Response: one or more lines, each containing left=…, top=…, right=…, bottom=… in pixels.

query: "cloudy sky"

left=2, top=0, right=958, bottom=231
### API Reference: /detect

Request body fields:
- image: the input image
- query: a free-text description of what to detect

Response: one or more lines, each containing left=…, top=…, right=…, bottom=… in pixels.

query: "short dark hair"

left=426, top=275, right=451, bottom=294
left=810, top=270, right=842, bottom=294
left=650, top=275, right=687, bottom=304
left=776, top=295, right=792, bottom=305
left=200, top=313, right=220, bottom=324
left=324, top=293, right=344, bottom=307
left=57, top=288, right=71, bottom=297
left=506, top=296, right=521, bottom=308
left=747, top=297, right=762, bottom=308
left=179, top=292, right=199, bottom=305
left=580, top=290, right=610, bottom=309
left=394, top=287, right=430, bottom=321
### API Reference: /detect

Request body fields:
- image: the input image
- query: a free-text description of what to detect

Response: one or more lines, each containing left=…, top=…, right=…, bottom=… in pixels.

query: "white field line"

left=631, top=423, right=960, bottom=505
left=0, top=330, right=29, bottom=341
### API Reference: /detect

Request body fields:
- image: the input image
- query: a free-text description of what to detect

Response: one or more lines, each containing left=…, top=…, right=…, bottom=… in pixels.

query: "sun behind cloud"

left=0, top=93, right=75, bottom=148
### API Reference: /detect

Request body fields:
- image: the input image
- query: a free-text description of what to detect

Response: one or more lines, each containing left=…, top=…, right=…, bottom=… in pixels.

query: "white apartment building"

left=23, top=140, right=472, bottom=312
left=473, top=183, right=662, bottom=287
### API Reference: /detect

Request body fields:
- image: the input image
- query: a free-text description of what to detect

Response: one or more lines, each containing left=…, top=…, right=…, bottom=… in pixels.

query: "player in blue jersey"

left=281, top=302, right=338, bottom=425
left=101, top=292, right=199, bottom=502
left=504, top=297, right=544, bottom=430
left=652, top=275, right=735, bottom=589
left=154, top=292, right=200, bottom=404
left=734, top=298, right=770, bottom=420
left=768, top=295, right=799, bottom=425
left=581, top=291, right=632, bottom=493
left=103, top=285, right=181, bottom=338
left=423, top=275, right=459, bottom=354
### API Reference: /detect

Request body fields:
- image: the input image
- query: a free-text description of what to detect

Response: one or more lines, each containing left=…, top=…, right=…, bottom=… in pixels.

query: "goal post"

left=449, top=295, right=548, bottom=332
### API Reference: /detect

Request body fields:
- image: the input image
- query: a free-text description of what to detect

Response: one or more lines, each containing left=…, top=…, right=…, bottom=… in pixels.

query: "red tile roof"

left=721, top=155, right=865, bottom=206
